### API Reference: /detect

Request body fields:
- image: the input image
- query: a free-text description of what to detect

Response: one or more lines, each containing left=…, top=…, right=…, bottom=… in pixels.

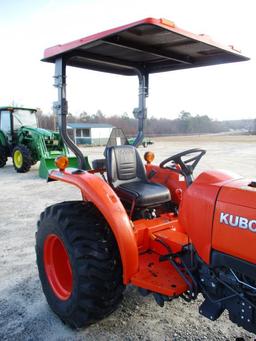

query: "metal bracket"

left=133, top=107, right=147, bottom=120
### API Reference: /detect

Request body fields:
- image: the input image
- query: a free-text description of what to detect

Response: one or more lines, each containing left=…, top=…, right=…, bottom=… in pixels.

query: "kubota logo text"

left=220, top=212, right=256, bottom=232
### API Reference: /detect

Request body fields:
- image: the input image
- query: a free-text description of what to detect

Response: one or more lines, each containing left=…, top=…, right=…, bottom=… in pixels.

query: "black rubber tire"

left=0, top=145, right=7, bottom=168
left=12, top=144, right=32, bottom=173
left=36, top=201, right=125, bottom=328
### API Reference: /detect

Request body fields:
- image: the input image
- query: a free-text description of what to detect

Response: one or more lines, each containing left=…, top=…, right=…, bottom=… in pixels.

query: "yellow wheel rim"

left=14, top=150, right=23, bottom=168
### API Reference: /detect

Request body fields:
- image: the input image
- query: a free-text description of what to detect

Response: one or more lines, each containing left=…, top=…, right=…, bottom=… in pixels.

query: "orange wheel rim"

left=43, top=234, right=73, bottom=300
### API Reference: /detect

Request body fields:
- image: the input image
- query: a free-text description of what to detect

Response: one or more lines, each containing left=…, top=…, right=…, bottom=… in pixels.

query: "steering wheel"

left=160, top=148, right=206, bottom=184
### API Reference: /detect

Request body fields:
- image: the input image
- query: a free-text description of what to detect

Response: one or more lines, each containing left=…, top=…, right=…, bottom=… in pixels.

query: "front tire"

left=12, top=144, right=32, bottom=173
left=0, top=145, right=7, bottom=168
left=36, top=201, right=124, bottom=328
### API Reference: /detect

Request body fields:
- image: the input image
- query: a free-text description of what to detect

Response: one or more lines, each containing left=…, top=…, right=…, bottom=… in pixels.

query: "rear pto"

left=0, top=107, right=88, bottom=177
left=35, top=18, right=256, bottom=334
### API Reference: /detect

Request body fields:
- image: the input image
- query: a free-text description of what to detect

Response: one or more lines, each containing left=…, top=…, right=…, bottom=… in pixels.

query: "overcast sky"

left=0, top=0, right=255, bottom=120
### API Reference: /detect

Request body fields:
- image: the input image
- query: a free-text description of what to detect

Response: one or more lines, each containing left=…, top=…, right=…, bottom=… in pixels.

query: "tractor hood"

left=22, top=126, right=59, bottom=139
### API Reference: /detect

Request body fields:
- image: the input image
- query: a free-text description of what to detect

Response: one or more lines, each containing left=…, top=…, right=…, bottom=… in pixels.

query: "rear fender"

left=48, top=169, right=139, bottom=283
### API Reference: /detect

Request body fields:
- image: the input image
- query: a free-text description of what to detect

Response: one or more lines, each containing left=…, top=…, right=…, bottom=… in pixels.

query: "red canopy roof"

left=43, top=17, right=249, bottom=75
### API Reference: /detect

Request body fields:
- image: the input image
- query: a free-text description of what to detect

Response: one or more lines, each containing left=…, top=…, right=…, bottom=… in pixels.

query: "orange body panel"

left=178, top=170, right=241, bottom=264
left=133, top=214, right=187, bottom=253
left=212, top=180, right=256, bottom=264
left=145, top=164, right=186, bottom=204
left=49, top=169, right=139, bottom=284
left=152, top=229, right=189, bottom=254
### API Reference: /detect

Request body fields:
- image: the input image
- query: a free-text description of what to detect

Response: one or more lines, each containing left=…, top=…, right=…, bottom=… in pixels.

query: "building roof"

left=43, top=17, right=249, bottom=76
left=67, top=123, right=114, bottom=129
left=0, top=107, right=37, bottom=112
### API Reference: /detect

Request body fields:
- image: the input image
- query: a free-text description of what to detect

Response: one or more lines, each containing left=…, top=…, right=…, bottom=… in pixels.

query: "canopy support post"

left=53, top=57, right=86, bottom=170
left=133, top=71, right=148, bottom=147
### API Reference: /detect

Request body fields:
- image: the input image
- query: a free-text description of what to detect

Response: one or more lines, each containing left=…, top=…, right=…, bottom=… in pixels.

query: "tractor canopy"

left=42, top=17, right=249, bottom=169
left=43, top=17, right=249, bottom=74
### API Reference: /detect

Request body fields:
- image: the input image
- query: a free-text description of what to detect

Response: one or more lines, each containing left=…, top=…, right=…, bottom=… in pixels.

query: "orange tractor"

left=35, top=18, right=256, bottom=333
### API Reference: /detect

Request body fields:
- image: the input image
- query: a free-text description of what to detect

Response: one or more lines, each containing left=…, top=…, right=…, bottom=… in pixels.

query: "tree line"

left=36, top=109, right=256, bottom=136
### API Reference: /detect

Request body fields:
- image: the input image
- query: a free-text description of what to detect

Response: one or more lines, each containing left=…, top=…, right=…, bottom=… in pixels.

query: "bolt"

left=210, top=316, right=213, bottom=320
left=249, top=306, right=252, bottom=310
left=247, top=319, right=251, bottom=322
left=241, top=309, right=244, bottom=313
left=242, top=302, right=245, bottom=306
left=211, top=282, right=216, bottom=288
left=241, top=316, right=244, bottom=319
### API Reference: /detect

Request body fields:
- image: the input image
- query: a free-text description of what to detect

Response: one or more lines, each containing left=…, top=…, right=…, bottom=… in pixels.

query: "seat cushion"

left=116, top=180, right=171, bottom=207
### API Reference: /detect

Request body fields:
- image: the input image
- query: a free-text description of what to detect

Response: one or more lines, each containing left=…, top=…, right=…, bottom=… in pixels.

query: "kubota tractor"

left=35, top=18, right=256, bottom=334
left=0, top=106, right=89, bottom=177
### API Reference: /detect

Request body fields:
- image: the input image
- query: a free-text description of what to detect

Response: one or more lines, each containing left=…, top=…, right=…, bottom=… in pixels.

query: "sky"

left=0, top=0, right=255, bottom=121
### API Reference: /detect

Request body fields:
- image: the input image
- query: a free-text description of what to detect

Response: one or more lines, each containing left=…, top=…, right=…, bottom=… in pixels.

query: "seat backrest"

left=106, top=145, right=147, bottom=187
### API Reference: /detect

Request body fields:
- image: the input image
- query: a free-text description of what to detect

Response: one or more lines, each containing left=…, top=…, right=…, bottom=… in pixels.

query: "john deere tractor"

left=0, top=107, right=89, bottom=177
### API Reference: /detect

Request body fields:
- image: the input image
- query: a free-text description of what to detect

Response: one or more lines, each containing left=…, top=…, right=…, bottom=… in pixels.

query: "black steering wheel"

left=159, top=148, right=206, bottom=185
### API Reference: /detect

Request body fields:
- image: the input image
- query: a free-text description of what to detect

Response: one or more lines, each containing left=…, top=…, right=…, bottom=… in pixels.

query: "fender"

left=48, top=168, right=139, bottom=284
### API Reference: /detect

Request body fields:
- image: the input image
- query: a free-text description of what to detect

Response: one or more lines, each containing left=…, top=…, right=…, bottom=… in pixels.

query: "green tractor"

left=128, top=136, right=154, bottom=148
left=0, top=106, right=89, bottom=177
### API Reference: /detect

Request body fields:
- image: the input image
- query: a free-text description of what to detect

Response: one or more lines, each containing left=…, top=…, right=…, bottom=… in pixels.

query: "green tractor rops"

left=0, top=107, right=90, bottom=177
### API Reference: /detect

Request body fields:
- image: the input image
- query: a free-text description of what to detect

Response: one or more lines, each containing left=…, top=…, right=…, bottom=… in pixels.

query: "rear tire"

left=12, top=144, right=32, bottom=173
left=36, top=201, right=125, bottom=328
left=0, top=145, right=7, bottom=168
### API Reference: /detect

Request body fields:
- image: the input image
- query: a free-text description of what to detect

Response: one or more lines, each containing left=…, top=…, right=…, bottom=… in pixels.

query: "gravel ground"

left=0, top=135, right=255, bottom=340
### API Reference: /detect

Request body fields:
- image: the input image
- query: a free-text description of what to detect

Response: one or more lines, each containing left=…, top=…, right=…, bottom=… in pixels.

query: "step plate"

left=131, top=251, right=188, bottom=296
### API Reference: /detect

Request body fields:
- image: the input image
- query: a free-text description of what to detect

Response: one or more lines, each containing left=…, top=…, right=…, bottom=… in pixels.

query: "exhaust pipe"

left=54, top=57, right=87, bottom=170
left=132, top=72, right=148, bottom=148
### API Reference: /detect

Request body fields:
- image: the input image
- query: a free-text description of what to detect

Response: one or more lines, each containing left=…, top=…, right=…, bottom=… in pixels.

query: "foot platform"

left=130, top=251, right=188, bottom=296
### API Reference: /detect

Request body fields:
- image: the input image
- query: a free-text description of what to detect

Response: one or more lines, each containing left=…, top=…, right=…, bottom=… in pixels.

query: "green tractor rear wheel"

left=12, top=144, right=32, bottom=173
left=0, top=145, right=7, bottom=168
left=36, top=201, right=125, bottom=328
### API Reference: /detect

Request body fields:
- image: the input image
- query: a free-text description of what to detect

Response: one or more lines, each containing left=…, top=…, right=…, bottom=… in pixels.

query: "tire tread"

left=36, top=200, right=124, bottom=328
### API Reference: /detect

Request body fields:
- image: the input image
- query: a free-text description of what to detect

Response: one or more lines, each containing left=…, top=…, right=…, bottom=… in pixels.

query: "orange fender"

left=49, top=169, right=139, bottom=284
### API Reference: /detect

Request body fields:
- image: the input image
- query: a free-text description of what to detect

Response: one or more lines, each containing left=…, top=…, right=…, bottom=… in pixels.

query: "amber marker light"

left=55, top=155, right=69, bottom=171
left=160, top=18, right=175, bottom=28
left=144, top=151, right=155, bottom=164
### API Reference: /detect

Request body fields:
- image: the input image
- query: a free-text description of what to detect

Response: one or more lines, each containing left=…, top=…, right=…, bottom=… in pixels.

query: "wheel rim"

left=14, top=150, right=23, bottom=168
left=44, top=234, right=73, bottom=300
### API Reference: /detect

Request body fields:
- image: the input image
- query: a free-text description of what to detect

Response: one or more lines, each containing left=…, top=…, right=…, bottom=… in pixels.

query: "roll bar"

left=53, top=57, right=149, bottom=169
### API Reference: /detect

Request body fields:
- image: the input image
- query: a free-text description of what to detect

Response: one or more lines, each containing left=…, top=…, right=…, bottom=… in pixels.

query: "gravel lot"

left=0, top=135, right=255, bottom=341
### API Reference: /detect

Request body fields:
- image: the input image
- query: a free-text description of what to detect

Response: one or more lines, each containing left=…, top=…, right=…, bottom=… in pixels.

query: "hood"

left=22, top=126, right=59, bottom=138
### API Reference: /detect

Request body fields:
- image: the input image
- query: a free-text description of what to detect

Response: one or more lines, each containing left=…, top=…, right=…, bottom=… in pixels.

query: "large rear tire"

left=12, top=144, right=32, bottom=173
left=0, top=145, right=7, bottom=168
left=36, top=201, right=125, bottom=328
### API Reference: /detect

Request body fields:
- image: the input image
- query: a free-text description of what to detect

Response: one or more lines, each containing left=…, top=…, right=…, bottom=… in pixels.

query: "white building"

left=67, top=123, right=114, bottom=145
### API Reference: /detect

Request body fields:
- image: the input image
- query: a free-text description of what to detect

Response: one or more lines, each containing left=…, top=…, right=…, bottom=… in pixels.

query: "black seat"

left=105, top=145, right=170, bottom=208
